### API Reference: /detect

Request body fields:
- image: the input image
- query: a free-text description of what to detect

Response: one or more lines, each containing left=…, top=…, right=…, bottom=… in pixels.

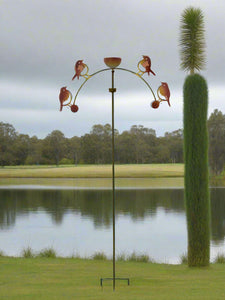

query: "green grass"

left=0, top=164, right=223, bottom=187
left=21, top=247, right=36, bottom=258
left=0, top=177, right=185, bottom=188
left=213, top=253, right=225, bottom=264
left=37, top=248, right=57, bottom=259
left=126, top=252, right=152, bottom=263
left=180, top=253, right=188, bottom=264
left=0, top=164, right=184, bottom=178
left=0, top=164, right=185, bottom=188
left=92, top=251, right=108, bottom=261
left=21, top=247, right=58, bottom=259
left=0, top=257, right=225, bottom=299
left=116, top=252, right=153, bottom=263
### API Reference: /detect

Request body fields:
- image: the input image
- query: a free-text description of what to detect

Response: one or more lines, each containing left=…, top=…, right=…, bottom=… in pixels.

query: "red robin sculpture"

left=59, top=87, right=72, bottom=111
left=157, top=82, right=171, bottom=106
left=141, top=55, right=156, bottom=76
left=72, top=60, right=85, bottom=80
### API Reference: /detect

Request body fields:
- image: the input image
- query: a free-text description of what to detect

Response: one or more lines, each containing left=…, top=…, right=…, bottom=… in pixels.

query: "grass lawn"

left=0, top=164, right=223, bottom=187
left=0, top=164, right=184, bottom=178
left=0, top=177, right=184, bottom=188
left=0, top=257, right=225, bottom=299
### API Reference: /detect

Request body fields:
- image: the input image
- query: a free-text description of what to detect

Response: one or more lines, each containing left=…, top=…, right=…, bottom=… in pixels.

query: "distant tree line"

left=0, top=109, right=224, bottom=174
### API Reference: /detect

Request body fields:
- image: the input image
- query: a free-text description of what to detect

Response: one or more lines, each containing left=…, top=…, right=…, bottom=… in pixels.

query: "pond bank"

left=0, top=164, right=223, bottom=187
left=0, top=164, right=184, bottom=178
left=0, top=177, right=185, bottom=188
left=1, top=177, right=224, bottom=188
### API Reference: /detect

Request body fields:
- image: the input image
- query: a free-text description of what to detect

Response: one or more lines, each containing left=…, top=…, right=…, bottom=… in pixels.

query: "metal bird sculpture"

left=141, top=55, right=156, bottom=76
left=59, top=86, right=72, bottom=111
left=72, top=60, right=86, bottom=80
left=157, top=82, right=171, bottom=106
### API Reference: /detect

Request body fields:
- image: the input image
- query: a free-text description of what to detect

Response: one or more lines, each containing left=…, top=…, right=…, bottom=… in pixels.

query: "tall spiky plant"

left=180, top=7, right=206, bottom=74
left=180, top=7, right=210, bottom=267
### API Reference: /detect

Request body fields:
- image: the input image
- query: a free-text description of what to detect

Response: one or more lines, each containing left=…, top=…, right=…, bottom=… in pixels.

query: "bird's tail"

left=72, top=74, right=77, bottom=80
left=60, top=104, right=63, bottom=111
left=150, top=69, right=156, bottom=76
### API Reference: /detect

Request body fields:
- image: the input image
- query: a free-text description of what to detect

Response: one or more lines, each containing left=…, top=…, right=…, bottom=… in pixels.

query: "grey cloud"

left=0, top=0, right=225, bottom=138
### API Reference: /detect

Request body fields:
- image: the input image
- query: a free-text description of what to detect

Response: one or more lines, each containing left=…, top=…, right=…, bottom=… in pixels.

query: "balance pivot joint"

left=109, top=88, right=116, bottom=93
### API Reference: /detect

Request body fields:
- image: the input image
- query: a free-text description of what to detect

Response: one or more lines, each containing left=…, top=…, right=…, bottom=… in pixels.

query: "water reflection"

left=0, top=188, right=224, bottom=244
left=210, top=188, right=225, bottom=244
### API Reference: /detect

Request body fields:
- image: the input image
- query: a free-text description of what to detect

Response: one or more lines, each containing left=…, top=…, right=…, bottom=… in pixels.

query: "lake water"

left=0, top=186, right=224, bottom=264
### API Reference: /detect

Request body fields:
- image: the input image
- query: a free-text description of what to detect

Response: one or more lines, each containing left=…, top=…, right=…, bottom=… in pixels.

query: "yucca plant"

left=180, top=7, right=210, bottom=267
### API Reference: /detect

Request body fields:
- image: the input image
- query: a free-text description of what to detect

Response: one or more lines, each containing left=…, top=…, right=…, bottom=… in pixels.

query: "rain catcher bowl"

left=104, top=57, right=121, bottom=68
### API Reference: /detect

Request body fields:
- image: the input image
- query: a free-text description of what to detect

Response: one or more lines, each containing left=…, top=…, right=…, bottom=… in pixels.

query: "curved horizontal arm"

left=73, top=68, right=110, bottom=104
left=73, top=67, right=157, bottom=105
left=116, top=67, right=157, bottom=100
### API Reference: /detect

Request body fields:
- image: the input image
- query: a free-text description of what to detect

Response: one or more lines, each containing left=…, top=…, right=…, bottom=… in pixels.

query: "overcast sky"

left=1, top=0, right=225, bottom=138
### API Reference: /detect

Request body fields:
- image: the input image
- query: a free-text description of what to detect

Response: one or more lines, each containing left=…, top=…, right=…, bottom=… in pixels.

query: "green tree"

left=67, top=136, right=81, bottom=165
left=42, top=130, right=66, bottom=165
left=0, top=122, right=17, bottom=166
left=130, top=125, right=154, bottom=163
left=116, top=125, right=157, bottom=164
left=14, top=134, right=30, bottom=165
left=180, top=7, right=210, bottom=266
left=153, top=137, right=170, bottom=163
left=91, top=124, right=113, bottom=163
left=81, top=133, right=99, bottom=164
left=116, top=130, right=136, bottom=163
left=164, top=129, right=183, bottom=163
left=208, top=109, right=225, bottom=175
left=25, top=136, right=43, bottom=165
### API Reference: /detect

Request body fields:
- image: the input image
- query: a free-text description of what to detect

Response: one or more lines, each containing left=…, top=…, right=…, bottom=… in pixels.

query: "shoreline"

left=1, top=177, right=224, bottom=188
left=1, top=247, right=224, bottom=265
left=0, top=177, right=184, bottom=189
left=0, top=164, right=185, bottom=178
left=0, top=164, right=223, bottom=186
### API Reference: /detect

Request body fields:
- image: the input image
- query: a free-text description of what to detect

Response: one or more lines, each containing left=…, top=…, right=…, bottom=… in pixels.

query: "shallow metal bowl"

left=104, top=57, right=122, bottom=68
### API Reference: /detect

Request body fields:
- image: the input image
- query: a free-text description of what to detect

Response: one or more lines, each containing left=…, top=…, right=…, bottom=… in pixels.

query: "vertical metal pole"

left=109, top=69, right=116, bottom=291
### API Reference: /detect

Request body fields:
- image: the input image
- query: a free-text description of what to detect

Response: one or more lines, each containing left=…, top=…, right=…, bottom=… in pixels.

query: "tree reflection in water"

left=0, top=188, right=224, bottom=243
